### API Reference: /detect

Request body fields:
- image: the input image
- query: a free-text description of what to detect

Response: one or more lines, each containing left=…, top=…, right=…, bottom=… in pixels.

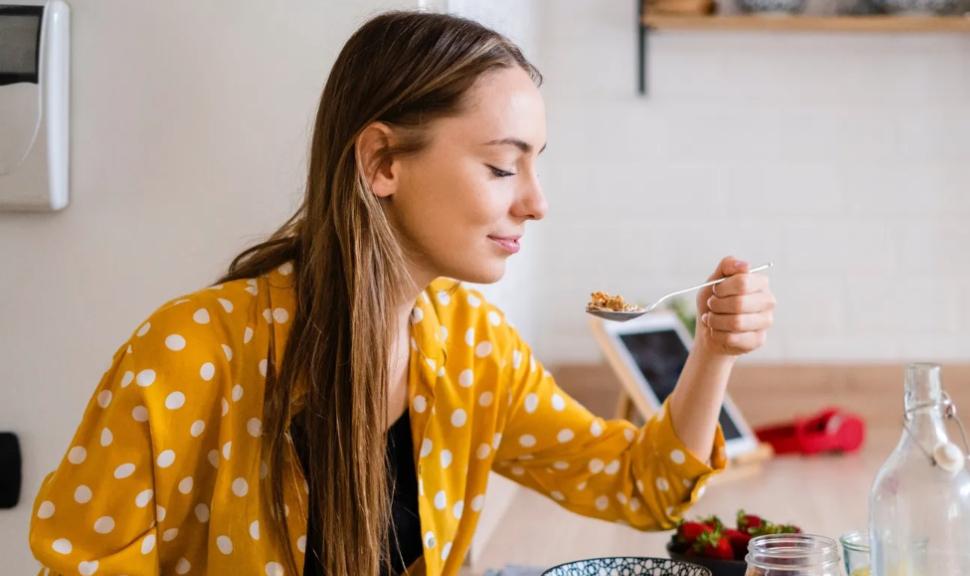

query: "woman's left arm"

left=668, top=256, right=776, bottom=463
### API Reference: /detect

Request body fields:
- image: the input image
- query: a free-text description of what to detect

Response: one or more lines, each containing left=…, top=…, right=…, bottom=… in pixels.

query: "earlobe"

left=356, top=122, right=398, bottom=199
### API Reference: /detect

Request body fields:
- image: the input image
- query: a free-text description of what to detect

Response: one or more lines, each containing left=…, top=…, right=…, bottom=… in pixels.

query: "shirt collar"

left=408, top=287, right=447, bottom=377
left=266, top=267, right=454, bottom=415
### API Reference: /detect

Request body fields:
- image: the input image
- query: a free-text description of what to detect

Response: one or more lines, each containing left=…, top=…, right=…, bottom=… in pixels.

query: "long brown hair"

left=218, top=11, right=540, bottom=576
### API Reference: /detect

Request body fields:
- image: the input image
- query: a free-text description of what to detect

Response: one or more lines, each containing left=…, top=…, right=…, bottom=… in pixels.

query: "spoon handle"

left=649, top=261, right=774, bottom=309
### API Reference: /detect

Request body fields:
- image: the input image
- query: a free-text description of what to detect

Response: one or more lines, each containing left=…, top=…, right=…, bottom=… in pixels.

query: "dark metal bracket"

left=637, top=0, right=651, bottom=96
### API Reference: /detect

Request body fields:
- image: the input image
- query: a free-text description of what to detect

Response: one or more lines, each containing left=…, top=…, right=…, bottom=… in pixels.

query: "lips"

left=488, top=235, right=521, bottom=254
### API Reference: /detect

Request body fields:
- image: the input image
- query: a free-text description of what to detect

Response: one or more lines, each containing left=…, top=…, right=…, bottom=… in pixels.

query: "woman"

left=29, top=10, right=775, bottom=576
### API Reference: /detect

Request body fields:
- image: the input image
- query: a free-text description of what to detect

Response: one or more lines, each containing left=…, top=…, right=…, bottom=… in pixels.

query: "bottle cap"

left=933, top=442, right=965, bottom=473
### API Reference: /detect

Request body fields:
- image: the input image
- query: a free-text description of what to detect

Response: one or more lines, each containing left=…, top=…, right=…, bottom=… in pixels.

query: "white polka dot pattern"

left=28, top=272, right=726, bottom=575
left=165, top=335, right=186, bottom=351
left=37, top=501, right=54, bottom=519
left=232, top=478, right=249, bottom=497
left=97, top=390, right=112, bottom=408
left=135, top=489, right=153, bottom=508
left=74, top=485, right=92, bottom=504
left=471, top=494, right=485, bottom=512
left=476, top=444, right=491, bottom=460
left=194, top=503, right=210, bottom=523
left=551, top=393, right=566, bottom=411
left=458, top=369, right=473, bottom=388
left=165, top=391, right=186, bottom=410
left=68, top=446, right=86, bottom=465
left=217, top=535, right=233, bottom=555
left=141, top=534, right=156, bottom=555
left=132, top=405, right=149, bottom=422
left=157, top=450, right=175, bottom=468
left=413, top=395, right=427, bottom=413
left=670, top=449, right=686, bottom=464
left=136, top=370, right=155, bottom=387
left=524, top=393, right=539, bottom=413
left=478, top=391, right=494, bottom=407
left=178, top=477, right=194, bottom=494
left=113, top=463, right=135, bottom=479
left=474, top=341, right=493, bottom=358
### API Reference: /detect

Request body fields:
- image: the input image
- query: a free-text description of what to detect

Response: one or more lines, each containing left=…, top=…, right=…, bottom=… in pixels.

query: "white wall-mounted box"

left=0, top=0, right=70, bottom=211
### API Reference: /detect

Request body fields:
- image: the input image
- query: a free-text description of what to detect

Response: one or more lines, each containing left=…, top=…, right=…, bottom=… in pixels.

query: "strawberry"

left=693, top=530, right=734, bottom=560
left=723, top=528, right=752, bottom=560
left=699, top=514, right=725, bottom=532
left=777, top=523, right=802, bottom=534
left=737, top=509, right=763, bottom=533
left=676, top=521, right=712, bottom=545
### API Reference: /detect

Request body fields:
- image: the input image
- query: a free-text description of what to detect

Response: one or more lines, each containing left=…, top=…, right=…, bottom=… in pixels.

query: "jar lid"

left=745, top=534, right=840, bottom=571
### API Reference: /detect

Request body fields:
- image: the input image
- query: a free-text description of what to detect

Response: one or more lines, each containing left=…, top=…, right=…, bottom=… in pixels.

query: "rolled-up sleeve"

left=492, top=331, right=727, bottom=531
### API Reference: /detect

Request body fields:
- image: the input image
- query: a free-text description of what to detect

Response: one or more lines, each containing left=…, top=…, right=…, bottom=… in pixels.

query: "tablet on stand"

left=589, top=312, right=772, bottom=474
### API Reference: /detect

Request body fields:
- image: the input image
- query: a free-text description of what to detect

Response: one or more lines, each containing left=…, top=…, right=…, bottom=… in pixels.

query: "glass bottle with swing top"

left=868, top=363, right=970, bottom=576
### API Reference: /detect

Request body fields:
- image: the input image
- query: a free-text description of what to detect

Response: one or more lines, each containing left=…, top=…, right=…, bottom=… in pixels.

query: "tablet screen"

left=618, top=329, right=743, bottom=441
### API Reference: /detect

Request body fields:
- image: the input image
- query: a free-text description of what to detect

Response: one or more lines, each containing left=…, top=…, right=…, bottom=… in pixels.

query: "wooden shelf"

left=642, top=14, right=970, bottom=32
left=635, top=0, right=970, bottom=95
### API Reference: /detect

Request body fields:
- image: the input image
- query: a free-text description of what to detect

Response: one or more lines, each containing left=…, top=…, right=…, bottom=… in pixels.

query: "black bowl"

left=667, top=542, right=748, bottom=576
left=543, top=556, right=712, bottom=575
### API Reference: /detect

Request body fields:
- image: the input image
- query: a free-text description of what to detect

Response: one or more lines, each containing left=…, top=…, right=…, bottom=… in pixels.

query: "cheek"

left=463, top=187, right=508, bottom=229
left=432, top=172, right=509, bottom=236
left=396, top=158, right=512, bottom=254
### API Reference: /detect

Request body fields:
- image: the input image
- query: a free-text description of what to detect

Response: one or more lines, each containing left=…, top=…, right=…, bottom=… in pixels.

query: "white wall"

left=442, top=2, right=543, bottom=567
left=453, top=0, right=544, bottom=346
left=531, top=0, right=970, bottom=365
left=0, top=1, right=440, bottom=572
left=5, top=0, right=969, bottom=572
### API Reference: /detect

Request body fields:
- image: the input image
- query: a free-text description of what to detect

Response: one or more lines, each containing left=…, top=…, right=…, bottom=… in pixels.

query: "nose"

left=514, top=172, right=547, bottom=221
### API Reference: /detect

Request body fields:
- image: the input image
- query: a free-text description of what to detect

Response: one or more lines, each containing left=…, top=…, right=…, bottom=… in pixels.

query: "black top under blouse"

left=291, top=410, right=423, bottom=575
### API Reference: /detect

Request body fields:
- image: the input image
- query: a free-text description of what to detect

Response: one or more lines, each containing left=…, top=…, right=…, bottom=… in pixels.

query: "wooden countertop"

left=469, top=427, right=896, bottom=572
left=466, top=363, right=970, bottom=573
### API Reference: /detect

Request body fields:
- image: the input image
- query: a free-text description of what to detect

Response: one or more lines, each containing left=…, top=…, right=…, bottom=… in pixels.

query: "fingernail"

left=701, top=313, right=709, bottom=325
left=707, top=296, right=715, bottom=308
left=735, top=260, right=749, bottom=270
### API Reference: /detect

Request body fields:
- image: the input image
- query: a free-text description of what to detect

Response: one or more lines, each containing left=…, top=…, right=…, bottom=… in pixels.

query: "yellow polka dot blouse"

left=30, top=265, right=726, bottom=575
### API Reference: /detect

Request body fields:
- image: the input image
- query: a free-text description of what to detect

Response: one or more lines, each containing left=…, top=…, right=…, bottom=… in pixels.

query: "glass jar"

left=838, top=530, right=870, bottom=576
left=868, top=363, right=970, bottom=575
left=745, top=534, right=844, bottom=576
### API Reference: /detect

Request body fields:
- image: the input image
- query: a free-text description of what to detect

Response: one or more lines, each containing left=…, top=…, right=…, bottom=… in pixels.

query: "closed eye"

left=486, top=165, right=516, bottom=178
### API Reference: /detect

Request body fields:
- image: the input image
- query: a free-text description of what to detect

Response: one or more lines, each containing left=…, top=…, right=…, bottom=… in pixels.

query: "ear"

left=355, top=122, right=399, bottom=199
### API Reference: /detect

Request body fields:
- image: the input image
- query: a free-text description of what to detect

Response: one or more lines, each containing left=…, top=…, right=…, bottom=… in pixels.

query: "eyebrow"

left=484, top=138, right=547, bottom=155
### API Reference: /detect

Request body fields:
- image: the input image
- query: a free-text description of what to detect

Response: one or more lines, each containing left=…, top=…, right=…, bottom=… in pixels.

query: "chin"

left=448, top=259, right=506, bottom=285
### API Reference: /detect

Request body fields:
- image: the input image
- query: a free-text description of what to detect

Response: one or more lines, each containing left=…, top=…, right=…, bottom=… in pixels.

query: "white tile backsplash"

left=529, top=0, right=970, bottom=365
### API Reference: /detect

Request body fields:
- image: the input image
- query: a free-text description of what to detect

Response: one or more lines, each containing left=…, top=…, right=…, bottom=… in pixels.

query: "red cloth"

left=755, top=407, right=866, bottom=455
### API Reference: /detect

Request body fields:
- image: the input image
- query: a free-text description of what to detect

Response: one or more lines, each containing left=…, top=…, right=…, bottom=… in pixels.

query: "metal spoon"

left=585, top=262, right=774, bottom=322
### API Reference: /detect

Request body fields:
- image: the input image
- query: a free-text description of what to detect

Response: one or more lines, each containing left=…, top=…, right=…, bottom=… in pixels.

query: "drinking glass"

left=839, top=531, right=870, bottom=576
